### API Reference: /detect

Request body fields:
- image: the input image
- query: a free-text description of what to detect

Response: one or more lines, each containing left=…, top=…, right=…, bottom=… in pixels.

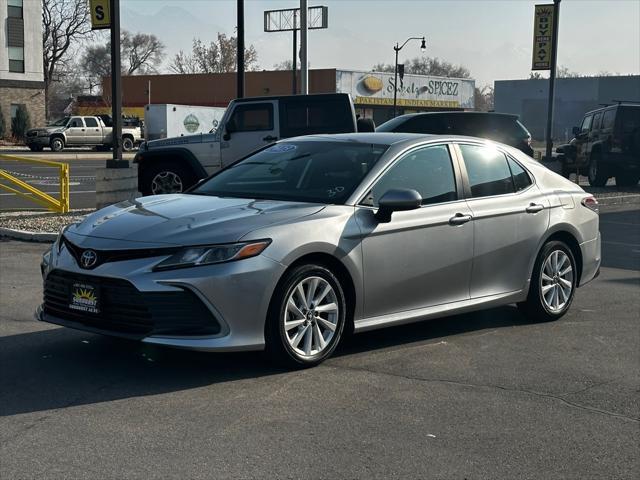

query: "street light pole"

left=392, top=36, right=426, bottom=118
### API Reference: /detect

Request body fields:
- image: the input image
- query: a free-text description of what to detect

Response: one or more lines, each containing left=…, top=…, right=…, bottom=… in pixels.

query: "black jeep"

left=557, top=103, right=640, bottom=187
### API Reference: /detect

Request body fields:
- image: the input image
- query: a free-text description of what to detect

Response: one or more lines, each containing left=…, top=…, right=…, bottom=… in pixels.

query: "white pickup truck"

left=25, top=115, right=143, bottom=152
left=134, top=93, right=372, bottom=195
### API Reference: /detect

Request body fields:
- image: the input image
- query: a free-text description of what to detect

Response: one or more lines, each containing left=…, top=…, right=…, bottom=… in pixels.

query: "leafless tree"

left=169, top=34, right=259, bottom=74
left=273, top=60, right=294, bottom=70
left=373, top=57, right=471, bottom=79
left=42, top=0, right=93, bottom=117
left=79, top=31, right=165, bottom=93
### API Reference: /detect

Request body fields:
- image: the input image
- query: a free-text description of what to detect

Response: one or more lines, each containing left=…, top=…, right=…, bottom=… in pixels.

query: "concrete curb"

left=0, top=227, right=56, bottom=243
left=596, top=194, right=640, bottom=206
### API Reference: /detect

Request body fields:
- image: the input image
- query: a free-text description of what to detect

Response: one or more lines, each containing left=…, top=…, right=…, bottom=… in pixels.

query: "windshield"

left=193, top=141, right=389, bottom=204
left=49, top=117, right=70, bottom=127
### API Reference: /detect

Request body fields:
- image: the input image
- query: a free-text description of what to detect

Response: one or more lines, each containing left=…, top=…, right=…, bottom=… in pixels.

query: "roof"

left=287, top=132, right=436, bottom=146
left=232, top=93, right=350, bottom=104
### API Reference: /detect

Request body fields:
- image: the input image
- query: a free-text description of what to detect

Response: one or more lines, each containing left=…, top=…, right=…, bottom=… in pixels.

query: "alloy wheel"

left=151, top=171, right=183, bottom=194
left=283, top=276, right=339, bottom=358
left=540, top=250, right=574, bottom=312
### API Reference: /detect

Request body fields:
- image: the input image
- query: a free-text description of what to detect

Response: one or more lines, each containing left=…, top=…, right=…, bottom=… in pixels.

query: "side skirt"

left=354, top=289, right=528, bottom=333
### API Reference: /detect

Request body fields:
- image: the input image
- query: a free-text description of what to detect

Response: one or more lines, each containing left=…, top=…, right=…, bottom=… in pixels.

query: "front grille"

left=43, top=270, right=221, bottom=338
left=62, top=236, right=179, bottom=270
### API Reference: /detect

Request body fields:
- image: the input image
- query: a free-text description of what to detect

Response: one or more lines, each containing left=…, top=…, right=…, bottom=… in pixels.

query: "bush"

left=11, top=105, right=31, bottom=140
left=0, top=105, right=5, bottom=139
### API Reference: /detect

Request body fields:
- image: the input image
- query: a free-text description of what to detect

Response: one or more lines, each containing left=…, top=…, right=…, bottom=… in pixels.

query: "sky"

left=118, top=0, right=640, bottom=87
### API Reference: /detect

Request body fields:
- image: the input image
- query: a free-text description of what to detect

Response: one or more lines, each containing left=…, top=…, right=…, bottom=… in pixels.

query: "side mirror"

left=374, top=189, right=422, bottom=223
left=572, top=126, right=580, bottom=136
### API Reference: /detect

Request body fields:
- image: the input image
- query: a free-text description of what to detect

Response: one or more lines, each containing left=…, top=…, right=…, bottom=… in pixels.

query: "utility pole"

left=544, top=0, right=561, bottom=162
left=300, top=0, right=308, bottom=94
left=107, top=0, right=125, bottom=168
left=292, top=10, right=297, bottom=94
left=237, top=0, right=245, bottom=98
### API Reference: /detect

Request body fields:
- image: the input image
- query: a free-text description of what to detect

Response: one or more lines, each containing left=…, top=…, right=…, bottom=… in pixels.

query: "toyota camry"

left=38, top=133, right=601, bottom=366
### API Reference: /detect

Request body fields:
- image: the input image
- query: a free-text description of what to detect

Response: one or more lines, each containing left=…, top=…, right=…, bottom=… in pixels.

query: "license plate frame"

left=69, top=281, right=101, bottom=315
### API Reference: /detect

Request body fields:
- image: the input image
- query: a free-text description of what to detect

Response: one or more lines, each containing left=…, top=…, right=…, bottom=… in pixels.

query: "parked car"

left=25, top=116, right=142, bottom=152
left=557, top=103, right=640, bottom=187
left=39, top=133, right=600, bottom=367
left=134, top=93, right=362, bottom=196
left=377, top=112, right=534, bottom=156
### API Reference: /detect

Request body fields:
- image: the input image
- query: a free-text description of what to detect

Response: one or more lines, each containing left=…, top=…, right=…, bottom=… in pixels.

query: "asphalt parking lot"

left=0, top=205, right=638, bottom=479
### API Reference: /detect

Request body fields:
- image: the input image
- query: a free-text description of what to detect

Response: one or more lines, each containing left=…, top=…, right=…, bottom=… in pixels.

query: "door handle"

left=81, top=128, right=85, bottom=131
left=263, top=135, right=278, bottom=142
left=449, top=213, right=473, bottom=225
left=526, top=203, right=544, bottom=213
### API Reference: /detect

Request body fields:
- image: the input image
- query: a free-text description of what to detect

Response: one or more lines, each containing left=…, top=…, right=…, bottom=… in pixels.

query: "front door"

left=575, top=114, right=593, bottom=165
left=65, top=117, right=86, bottom=145
left=356, top=144, right=474, bottom=318
left=455, top=143, right=550, bottom=298
left=220, top=101, right=279, bottom=168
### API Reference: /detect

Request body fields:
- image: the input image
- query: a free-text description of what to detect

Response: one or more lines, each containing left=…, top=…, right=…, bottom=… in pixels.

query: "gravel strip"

left=0, top=210, right=93, bottom=233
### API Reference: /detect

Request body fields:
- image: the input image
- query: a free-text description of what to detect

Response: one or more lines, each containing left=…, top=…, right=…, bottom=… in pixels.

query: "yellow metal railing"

left=0, top=154, right=70, bottom=213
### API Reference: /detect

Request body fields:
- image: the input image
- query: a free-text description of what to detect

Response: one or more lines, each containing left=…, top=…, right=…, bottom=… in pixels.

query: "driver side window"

left=68, top=118, right=83, bottom=128
left=364, top=145, right=457, bottom=207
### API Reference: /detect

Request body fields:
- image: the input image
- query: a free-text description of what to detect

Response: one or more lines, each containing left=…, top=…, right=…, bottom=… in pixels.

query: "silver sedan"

left=39, top=133, right=601, bottom=366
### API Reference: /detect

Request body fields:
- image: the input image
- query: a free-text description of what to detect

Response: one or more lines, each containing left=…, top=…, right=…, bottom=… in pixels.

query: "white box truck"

left=144, top=104, right=227, bottom=141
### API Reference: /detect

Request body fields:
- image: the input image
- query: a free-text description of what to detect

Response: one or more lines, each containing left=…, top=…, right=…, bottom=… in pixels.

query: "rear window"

left=280, top=97, right=354, bottom=138
left=618, top=107, right=640, bottom=134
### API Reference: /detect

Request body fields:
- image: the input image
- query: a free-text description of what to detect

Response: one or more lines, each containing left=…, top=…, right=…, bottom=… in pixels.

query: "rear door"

left=455, top=143, right=549, bottom=297
left=221, top=101, right=278, bottom=167
left=65, top=117, right=86, bottom=145
left=83, top=117, right=102, bottom=144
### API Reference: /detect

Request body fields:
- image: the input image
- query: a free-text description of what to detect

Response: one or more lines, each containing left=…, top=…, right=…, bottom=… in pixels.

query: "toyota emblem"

left=80, top=250, right=98, bottom=269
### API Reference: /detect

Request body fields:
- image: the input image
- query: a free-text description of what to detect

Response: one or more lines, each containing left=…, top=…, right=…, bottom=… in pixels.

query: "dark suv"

left=557, top=104, right=640, bottom=187
left=377, top=112, right=534, bottom=156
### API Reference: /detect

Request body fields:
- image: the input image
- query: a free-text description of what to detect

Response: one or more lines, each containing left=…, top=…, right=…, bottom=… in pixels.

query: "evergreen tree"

left=11, top=105, right=31, bottom=140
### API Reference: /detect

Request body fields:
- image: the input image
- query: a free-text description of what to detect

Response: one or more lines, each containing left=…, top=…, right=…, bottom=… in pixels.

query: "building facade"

left=91, top=69, right=475, bottom=125
left=495, top=76, right=640, bottom=141
left=0, top=0, right=45, bottom=139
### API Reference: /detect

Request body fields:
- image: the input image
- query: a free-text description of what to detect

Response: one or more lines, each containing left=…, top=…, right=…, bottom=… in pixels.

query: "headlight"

left=153, top=240, right=271, bottom=271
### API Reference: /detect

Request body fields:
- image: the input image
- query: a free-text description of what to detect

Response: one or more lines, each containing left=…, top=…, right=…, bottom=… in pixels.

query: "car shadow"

left=0, top=305, right=533, bottom=417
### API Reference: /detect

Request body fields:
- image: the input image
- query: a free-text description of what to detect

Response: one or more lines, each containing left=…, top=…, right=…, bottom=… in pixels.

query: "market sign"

left=336, top=70, right=475, bottom=109
left=89, top=0, right=111, bottom=30
left=531, top=4, right=555, bottom=70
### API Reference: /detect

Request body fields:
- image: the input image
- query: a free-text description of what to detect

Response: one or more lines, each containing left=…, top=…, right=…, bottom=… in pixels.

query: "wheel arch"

left=533, top=229, right=584, bottom=287
left=134, top=148, right=207, bottom=192
left=268, top=252, right=358, bottom=337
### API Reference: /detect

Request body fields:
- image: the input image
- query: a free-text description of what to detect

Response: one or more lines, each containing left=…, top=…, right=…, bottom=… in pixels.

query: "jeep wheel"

left=588, top=151, right=608, bottom=187
left=560, top=163, right=573, bottom=179
left=141, top=162, right=196, bottom=196
left=49, top=137, right=64, bottom=152
left=122, top=137, right=134, bottom=152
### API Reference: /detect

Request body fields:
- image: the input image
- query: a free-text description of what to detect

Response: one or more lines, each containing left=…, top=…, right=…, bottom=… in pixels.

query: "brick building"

left=0, top=0, right=45, bottom=139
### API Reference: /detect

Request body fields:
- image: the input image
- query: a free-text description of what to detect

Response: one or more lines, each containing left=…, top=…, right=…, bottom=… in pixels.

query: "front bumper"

left=38, top=243, right=287, bottom=351
left=25, top=136, right=51, bottom=147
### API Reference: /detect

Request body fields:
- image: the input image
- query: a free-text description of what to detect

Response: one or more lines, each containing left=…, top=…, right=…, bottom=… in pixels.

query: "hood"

left=29, top=126, right=65, bottom=134
left=147, top=132, right=217, bottom=149
left=67, top=194, right=325, bottom=246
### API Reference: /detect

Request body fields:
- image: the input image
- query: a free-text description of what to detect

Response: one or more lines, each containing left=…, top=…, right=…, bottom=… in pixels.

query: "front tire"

left=518, top=241, right=577, bottom=322
left=49, top=137, right=64, bottom=152
left=141, top=162, right=196, bottom=195
left=122, top=137, right=134, bottom=152
left=265, top=264, right=346, bottom=367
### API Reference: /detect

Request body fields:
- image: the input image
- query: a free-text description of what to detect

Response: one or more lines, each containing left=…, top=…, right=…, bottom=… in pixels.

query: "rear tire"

left=588, top=151, right=608, bottom=187
left=49, top=137, right=64, bottom=152
left=141, top=162, right=196, bottom=196
left=518, top=241, right=577, bottom=322
left=615, top=171, right=640, bottom=187
left=265, top=264, right=346, bottom=368
left=122, top=137, right=134, bottom=152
